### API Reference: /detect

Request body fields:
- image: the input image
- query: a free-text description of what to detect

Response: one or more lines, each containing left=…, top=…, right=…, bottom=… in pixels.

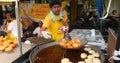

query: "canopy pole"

left=15, top=0, right=23, bottom=56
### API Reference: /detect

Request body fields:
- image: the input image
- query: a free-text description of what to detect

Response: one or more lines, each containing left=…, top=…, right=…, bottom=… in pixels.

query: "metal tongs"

left=62, top=32, right=71, bottom=58
left=65, top=32, right=72, bottom=41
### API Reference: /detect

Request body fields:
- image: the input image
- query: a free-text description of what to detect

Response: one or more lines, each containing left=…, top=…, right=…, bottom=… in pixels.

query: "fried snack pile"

left=0, top=36, right=18, bottom=52
left=59, top=38, right=83, bottom=48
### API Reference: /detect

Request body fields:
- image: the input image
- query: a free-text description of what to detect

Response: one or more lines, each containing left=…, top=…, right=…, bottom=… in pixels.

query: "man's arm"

left=61, top=10, right=69, bottom=33
left=40, top=13, right=51, bottom=31
left=2, top=20, right=7, bottom=30
left=62, top=20, right=69, bottom=26
left=40, top=14, right=51, bottom=39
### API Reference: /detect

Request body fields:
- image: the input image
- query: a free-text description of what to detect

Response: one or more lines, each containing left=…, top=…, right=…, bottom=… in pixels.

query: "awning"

left=0, top=0, right=15, bottom=2
left=0, top=2, right=12, bottom=5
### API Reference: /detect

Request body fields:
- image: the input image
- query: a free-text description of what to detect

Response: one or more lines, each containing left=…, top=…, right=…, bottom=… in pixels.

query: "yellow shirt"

left=43, top=10, right=68, bottom=41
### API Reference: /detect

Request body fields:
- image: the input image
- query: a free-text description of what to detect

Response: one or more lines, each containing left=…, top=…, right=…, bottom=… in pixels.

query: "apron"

left=49, top=17, right=64, bottom=41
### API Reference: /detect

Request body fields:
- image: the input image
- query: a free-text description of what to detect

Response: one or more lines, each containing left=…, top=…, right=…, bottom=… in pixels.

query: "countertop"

left=69, top=29, right=107, bottom=50
left=0, top=43, right=36, bottom=63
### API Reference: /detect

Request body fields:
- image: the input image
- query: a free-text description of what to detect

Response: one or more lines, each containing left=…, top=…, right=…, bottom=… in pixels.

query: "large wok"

left=29, top=41, right=105, bottom=63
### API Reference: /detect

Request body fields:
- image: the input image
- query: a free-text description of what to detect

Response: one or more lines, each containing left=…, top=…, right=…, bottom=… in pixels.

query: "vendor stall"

left=0, top=0, right=27, bottom=63
left=0, top=0, right=119, bottom=63
left=0, top=0, right=71, bottom=63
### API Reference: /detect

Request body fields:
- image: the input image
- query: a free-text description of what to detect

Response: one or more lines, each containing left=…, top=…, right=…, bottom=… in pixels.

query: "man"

left=41, top=1, right=69, bottom=41
left=3, top=11, right=12, bottom=30
left=5, top=13, right=23, bottom=40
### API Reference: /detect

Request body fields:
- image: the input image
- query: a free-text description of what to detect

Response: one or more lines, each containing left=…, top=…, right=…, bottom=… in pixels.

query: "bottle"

left=89, top=29, right=95, bottom=41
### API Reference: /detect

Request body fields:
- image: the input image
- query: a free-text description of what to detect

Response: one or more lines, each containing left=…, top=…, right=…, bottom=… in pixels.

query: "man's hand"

left=59, top=26, right=69, bottom=32
left=4, top=29, right=10, bottom=33
left=41, top=31, right=51, bottom=39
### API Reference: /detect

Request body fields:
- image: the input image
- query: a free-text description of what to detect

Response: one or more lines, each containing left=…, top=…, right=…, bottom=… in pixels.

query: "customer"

left=5, top=13, right=23, bottom=40
left=2, top=11, right=12, bottom=30
left=41, top=1, right=69, bottom=41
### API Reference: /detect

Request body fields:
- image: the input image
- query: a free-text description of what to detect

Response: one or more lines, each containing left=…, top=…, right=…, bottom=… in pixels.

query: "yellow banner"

left=19, top=1, right=70, bottom=20
left=28, top=4, right=50, bottom=19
